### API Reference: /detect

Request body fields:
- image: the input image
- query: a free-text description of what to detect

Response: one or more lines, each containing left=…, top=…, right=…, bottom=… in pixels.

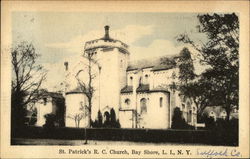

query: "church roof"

left=65, top=87, right=83, bottom=95
left=121, top=85, right=133, bottom=93
left=84, top=25, right=129, bottom=52
left=149, top=87, right=170, bottom=93
left=47, top=92, right=64, bottom=99
left=127, top=55, right=179, bottom=71
left=121, top=85, right=170, bottom=94
left=136, top=84, right=150, bottom=93
left=39, top=91, right=64, bottom=99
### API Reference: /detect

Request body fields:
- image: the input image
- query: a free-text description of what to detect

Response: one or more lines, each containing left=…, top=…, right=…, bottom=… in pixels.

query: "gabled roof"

left=127, top=55, right=178, bottom=71
left=151, top=64, right=175, bottom=71
left=203, top=106, right=226, bottom=116
left=136, top=84, right=149, bottom=93
left=121, top=85, right=133, bottom=93
left=121, top=85, right=170, bottom=94
left=40, top=91, right=64, bottom=99
left=149, top=87, right=170, bottom=93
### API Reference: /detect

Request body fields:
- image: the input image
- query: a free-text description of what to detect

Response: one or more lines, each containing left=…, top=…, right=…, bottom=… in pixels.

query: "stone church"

left=63, top=26, right=197, bottom=129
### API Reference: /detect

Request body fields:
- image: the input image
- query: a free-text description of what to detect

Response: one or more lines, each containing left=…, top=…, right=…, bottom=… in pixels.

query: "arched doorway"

left=103, top=111, right=110, bottom=126
left=140, top=98, right=147, bottom=114
left=187, top=101, right=192, bottom=123
left=138, top=98, right=147, bottom=128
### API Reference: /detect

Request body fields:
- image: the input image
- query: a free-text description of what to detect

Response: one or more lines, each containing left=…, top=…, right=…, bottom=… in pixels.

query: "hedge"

left=11, top=126, right=238, bottom=146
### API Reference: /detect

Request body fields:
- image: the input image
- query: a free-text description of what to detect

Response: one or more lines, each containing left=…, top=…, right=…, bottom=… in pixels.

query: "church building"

left=63, top=26, right=197, bottom=129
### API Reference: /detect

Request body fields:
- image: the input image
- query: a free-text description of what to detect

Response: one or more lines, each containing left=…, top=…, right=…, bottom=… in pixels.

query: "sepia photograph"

left=1, top=0, right=249, bottom=158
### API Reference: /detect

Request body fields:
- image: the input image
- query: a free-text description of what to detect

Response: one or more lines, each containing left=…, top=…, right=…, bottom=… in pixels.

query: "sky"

left=12, top=12, right=206, bottom=90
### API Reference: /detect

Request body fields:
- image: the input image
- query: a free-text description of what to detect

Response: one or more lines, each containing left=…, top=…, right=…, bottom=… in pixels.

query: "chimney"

left=104, top=25, right=110, bottom=39
left=64, top=62, right=68, bottom=71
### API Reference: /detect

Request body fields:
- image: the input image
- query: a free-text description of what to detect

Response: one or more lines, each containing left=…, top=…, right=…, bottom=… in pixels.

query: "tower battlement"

left=84, top=26, right=129, bottom=53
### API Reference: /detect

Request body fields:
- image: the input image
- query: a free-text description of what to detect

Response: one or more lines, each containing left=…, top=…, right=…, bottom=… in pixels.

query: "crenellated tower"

left=84, top=25, right=130, bottom=119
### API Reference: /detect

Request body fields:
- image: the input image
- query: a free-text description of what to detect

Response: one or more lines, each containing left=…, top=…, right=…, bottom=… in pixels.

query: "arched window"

left=187, top=101, right=191, bottom=110
left=220, top=111, right=227, bottom=120
left=43, top=98, right=47, bottom=105
left=159, top=97, right=163, bottom=107
left=129, top=76, right=133, bottom=86
left=193, top=107, right=196, bottom=112
left=187, top=110, right=192, bottom=123
left=140, top=98, right=147, bottom=114
left=120, top=59, right=123, bottom=68
left=139, top=77, right=142, bottom=85
left=144, top=74, right=149, bottom=84
left=209, top=111, right=216, bottom=120
left=182, top=104, right=185, bottom=110
left=124, top=98, right=130, bottom=106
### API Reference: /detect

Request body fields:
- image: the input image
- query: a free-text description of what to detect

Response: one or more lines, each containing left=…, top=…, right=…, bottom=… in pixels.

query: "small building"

left=36, top=92, right=65, bottom=127
left=202, top=106, right=238, bottom=121
left=24, top=109, right=37, bottom=126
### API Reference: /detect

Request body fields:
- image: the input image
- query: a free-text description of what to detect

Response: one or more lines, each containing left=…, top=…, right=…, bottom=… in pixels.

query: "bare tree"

left=131, top=110, right=143, bottom=128
left=75, top=51, right=99, bottom=144
left=11, top=41, right=47, bottom=129
left=67, top=114, right=83, bottom=128
left=67, top=102, right=89, bottom=128
left=75, top=51, right=98, bottom=128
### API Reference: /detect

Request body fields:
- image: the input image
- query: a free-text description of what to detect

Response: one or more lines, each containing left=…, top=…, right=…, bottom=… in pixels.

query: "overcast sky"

left=12, top=12, right=205, bottom=90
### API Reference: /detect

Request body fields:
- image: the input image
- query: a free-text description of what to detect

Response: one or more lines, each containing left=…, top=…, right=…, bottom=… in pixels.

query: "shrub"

left=92, top=108, right=121, bottom=128
left=92, top=110, right=103, bottom=128
left=171, top=107, right=193, bottom=129
left=203, top=116, right=239, bottom=146
left=204, top=116, right=216, bottom=129
left=43, top=113, right=56, bottom=129
left=29, top=113, right=37, bottom=126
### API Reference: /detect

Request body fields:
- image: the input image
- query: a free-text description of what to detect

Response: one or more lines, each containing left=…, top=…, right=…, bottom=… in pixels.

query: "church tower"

left=84, top=26, right=130, bottom=119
